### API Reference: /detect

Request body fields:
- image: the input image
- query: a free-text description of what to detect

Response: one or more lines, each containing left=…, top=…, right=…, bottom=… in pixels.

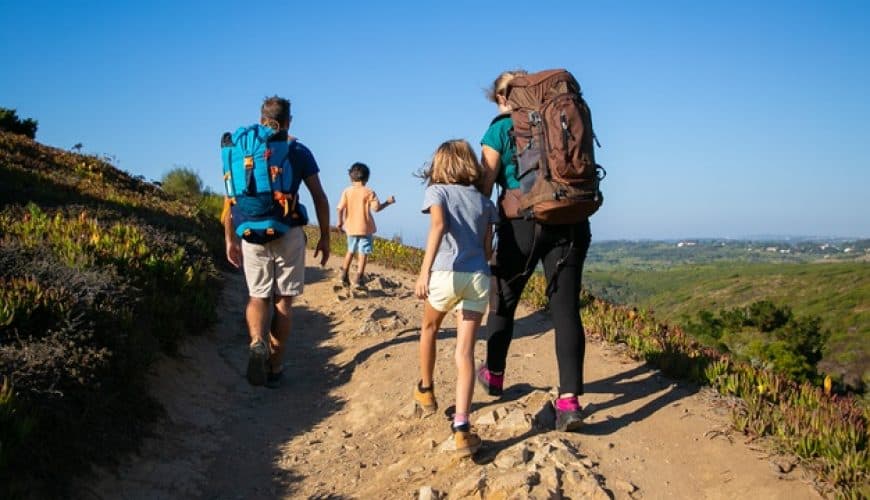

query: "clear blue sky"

left=2, top=1, right=868, bottom=245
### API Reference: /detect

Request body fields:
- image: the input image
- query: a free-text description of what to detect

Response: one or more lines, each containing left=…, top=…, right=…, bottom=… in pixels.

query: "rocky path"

left=85, top=252, right=821, bottom=499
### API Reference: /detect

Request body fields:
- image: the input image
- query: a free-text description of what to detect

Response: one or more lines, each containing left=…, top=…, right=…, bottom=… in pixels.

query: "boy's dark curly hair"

left=348, top=162, right=370, bottom=183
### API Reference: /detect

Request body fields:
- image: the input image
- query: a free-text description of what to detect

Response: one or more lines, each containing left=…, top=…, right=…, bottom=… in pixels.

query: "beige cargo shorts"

left=241, top=226, right=305, bottom=298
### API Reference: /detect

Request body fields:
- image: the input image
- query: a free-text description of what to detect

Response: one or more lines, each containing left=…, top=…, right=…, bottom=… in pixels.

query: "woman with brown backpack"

left=476, top=69, right=595, bottom=432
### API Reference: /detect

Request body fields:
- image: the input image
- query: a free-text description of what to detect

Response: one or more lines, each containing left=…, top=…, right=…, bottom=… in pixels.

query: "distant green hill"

left=585, top=261, right=869, bottom=388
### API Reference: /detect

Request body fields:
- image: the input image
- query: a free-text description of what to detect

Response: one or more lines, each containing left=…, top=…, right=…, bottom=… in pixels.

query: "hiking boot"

left=246, top=340, right=268, bottom=386
left=413, top=381, right=438, bottom=414
left=476, top=364, right=504, bottom=396
left=452, top=423, right=482, bottom=457
left=554, top=396, right=583, bottom=432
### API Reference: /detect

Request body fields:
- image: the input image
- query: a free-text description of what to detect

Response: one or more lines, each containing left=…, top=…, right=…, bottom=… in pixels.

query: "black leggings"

left=485, top=218, right=591, bottom=395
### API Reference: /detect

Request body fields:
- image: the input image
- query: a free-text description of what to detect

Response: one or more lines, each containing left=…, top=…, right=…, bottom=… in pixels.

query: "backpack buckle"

left=244, top=156, right=254, bottom=169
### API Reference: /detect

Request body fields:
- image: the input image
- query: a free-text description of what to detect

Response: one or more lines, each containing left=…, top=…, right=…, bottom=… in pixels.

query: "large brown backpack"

left=505, top=69, right=605, bottom=224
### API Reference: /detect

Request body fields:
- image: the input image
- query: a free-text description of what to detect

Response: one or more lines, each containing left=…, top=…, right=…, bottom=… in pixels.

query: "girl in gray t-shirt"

left=412, top=139, right=498, bottom=458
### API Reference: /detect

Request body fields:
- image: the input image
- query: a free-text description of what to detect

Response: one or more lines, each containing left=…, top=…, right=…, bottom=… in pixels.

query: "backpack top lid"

left=229, top=124, right=280, bottom=149
left=506, top=69, right=580, bottom=110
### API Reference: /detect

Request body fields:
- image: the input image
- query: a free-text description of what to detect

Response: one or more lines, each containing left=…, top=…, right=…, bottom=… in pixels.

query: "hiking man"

left=223, top=95, right=330, bottom=387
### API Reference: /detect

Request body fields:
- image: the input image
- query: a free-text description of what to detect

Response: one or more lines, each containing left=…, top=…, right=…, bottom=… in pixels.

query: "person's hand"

left=314, top=237, right=330, bottom=266
left=386, top=195, right=396, bottom=204
left=415, top=271, right=430, bottom=299
left=226, top=238, right=241, bottom=268
left=337, top=222, right=344, bottom=232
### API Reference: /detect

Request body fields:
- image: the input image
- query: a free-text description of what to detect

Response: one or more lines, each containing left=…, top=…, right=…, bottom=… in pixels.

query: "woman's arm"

left=415, top=204, right=446, bottom=299
left=480, top=145, right=501, bottom=198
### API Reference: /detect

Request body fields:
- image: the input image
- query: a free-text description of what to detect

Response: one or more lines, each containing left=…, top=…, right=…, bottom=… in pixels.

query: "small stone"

left=770, top=458, right=796, bottom=474
left=579, top=457, right=594, bottom=468
left=439, top=436, right=456, bottom=453
left=488, top=471, right=540, bottom=495
left=563, top=477, right=609, bottom=500
left=449, top=473, right=486, bottom=498
left=611, top=478, right=637, bottom=493
left=476, top=410, right=499, bottom=426
left=538, top=465, right=559, bottom=489
left=494, top=453, right=522, bottom=469
left=528, top=485, right=561, bottom=500
left=400, top=402, right=421, bottom=419
left=418, top=485, right=438, bottom=500
left=497, top=410, right=532, bottom=432
left=550, top=449, right=577, bottom=470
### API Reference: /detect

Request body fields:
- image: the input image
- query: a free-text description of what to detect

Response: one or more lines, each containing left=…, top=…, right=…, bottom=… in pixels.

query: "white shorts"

left=241, top=226, right=305, bottom=298
left=427, top=270, right=491, bottom=314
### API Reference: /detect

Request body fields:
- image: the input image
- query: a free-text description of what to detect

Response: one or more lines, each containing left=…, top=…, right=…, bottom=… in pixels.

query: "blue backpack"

left=221, top=124, right=308, bottom=243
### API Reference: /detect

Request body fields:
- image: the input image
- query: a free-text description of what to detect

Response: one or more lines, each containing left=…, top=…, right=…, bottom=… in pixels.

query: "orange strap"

left=220, top=197, right=233, bottom=224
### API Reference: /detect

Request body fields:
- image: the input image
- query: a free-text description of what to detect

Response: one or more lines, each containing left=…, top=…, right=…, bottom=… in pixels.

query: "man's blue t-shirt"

left=287, top=140, right=319, bottom=194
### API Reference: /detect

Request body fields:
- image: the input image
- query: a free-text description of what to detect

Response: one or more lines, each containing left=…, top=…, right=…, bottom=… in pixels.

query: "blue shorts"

left=347, top=235, right=373, bottom=255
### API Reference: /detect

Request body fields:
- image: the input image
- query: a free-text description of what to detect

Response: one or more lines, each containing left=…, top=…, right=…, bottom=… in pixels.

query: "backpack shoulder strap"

left=490, top=113, right=511, bottom=126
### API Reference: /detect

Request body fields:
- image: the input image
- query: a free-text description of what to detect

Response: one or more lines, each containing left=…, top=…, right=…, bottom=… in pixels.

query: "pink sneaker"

left=476, top=364, right=504, bottom=396
left=555, top=396, right=583, bottom=432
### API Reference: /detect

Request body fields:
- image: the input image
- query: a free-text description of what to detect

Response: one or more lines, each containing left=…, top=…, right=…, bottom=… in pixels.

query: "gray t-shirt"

left=421, top=184, right=499, bottom=274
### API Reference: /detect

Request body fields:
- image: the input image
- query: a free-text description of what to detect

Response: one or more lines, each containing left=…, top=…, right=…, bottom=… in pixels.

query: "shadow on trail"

left=200, top=271, right=349, bottom=499
left=580, top=363, right=698, bottom=436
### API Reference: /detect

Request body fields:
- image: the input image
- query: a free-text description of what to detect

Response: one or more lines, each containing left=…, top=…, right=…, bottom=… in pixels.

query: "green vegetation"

left=585, top=261, right=869, bottom=391
left=0, top=131, right=221, bottom=497
left=0, top=107, right=37, bottom=139
left=161, top=166, right=204, bottom=202
left=685, top=300, right=828, bottom=382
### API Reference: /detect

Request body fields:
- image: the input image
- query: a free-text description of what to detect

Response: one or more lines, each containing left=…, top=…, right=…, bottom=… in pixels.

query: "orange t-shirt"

left=338, top=185, right=379, bottom=236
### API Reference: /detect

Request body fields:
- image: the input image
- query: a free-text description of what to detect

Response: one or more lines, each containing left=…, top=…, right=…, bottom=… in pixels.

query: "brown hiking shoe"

left=453, top=426, right=482, bottom=457
left=413, top=381, right=438, bottom=414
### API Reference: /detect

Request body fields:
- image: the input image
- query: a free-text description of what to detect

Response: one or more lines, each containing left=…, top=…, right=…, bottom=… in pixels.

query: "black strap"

left=490, top=112, right=511, bottom=126
left=501, top=222, right=542, bottom=289
left=545, top=226, right=576, bottom=298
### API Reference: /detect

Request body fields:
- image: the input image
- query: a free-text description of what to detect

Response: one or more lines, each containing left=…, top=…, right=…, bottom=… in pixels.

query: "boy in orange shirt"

left=336, top=162, right=395, bottom=288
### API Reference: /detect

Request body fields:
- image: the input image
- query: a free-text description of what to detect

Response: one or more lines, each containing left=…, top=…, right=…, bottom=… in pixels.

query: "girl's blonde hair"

left=419, top=139, right=483, bottom=188
left=486, top=69, right=528, bottom=103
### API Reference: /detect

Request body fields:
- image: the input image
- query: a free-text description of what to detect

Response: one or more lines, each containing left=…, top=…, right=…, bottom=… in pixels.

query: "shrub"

left=161, top=166, right=204, bottom=202
left=0, top=108, right=37, bottom=139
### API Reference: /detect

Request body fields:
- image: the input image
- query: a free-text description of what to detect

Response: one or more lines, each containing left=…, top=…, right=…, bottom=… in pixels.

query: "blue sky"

left=2, top=1, right=868, bottom=245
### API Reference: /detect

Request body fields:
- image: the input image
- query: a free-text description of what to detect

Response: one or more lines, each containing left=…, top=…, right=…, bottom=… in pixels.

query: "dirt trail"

left=85, top=251, right=821, bottom=499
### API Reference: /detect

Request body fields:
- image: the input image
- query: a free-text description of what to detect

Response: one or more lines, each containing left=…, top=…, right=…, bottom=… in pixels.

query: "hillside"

left=585, top=261, right=870, bottom=389
left=0, top=131, right=222, bottom=497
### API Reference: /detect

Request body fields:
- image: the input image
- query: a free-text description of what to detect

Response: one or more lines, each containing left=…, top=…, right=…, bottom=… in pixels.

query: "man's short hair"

left=348, top=162, right=370, bottom=182
left=261, top=96, right=291, bottom=128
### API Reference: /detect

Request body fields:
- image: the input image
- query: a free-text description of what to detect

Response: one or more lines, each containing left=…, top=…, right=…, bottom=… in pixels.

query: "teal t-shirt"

left=480, top=114, right=519, bottom=190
